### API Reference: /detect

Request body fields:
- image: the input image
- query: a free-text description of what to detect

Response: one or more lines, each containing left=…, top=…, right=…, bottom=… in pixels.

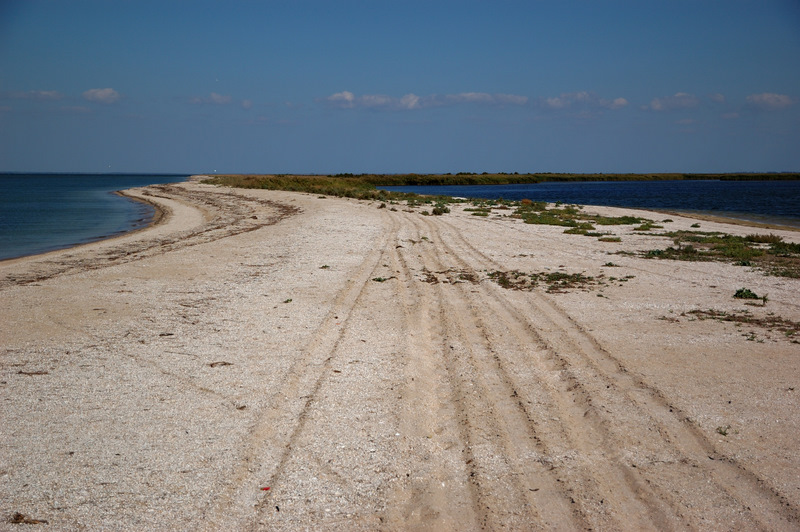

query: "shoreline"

left=2, top=176, right=797, bottom=265
left=116, top=188, right=167, bottom=230
left=0, top=175, right=189, bottom=265
left=2, top=181, right=799, bottom=530
left=0, top=189, right=171, bottom=266
left=644, top=207, right=800, bottom=232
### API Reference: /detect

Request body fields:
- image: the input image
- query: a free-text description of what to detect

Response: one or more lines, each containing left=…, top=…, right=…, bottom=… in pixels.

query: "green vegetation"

left=687, top=309, right=799, bottom=343
left=512, top=200, right=648, bottom=230
left=634, top=222, right=663, bottom=231
left=746, top=233, right=784, bottom=244
left=636, top=231, right=800, bottom=278
left=734, top=287, right=769, bottom=305
left=205, top=174, right=420, bottom=201
left=204, top=172, right=800, bottom=199
left=486, top=269, right=600, bottom=292
left=515, top=202, right=583, bottom=226
left=734, top=287, right=760, bottom=300
left=431, top=203, right=451, bottom=216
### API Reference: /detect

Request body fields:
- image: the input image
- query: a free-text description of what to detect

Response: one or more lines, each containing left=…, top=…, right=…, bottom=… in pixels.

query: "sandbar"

left=1, top=178, right=799, bottom=530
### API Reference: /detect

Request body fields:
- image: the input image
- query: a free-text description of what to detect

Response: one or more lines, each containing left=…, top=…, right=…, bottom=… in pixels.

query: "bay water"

left=0, top=174, right=187, bottom=261
left=383, top=180, right=800, bottom=229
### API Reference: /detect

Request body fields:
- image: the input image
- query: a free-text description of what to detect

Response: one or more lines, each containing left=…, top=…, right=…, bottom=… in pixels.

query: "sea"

left=0, top=173, right=187, bottom=261
left=383, top=180, right=800, bottom=229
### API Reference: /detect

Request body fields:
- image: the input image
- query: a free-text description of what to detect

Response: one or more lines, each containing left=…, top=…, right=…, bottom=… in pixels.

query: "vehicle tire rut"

left=430, top=214, right=800, bottom=530
left=401, top=213, right=590, bottom=530
left=205, top=214, right=401, bottom=530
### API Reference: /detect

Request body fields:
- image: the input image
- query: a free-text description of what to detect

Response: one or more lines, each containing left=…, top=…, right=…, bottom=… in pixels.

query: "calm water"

left=0, top=174, right=187, bottom=261
left=383, top=180, right=800, bottom=228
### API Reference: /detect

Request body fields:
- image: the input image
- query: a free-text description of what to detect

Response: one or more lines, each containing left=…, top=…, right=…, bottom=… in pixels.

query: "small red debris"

left=261, top=487, right=271, bottom=491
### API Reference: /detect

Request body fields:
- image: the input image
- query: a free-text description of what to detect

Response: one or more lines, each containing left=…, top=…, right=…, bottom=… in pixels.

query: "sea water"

left=382, top=180, right=800, bottom=229
left=0, top=173, right=187, bottom=261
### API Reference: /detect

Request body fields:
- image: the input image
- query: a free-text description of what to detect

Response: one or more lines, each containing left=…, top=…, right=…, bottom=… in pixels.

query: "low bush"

left=733, top=288, right=759, bottom=300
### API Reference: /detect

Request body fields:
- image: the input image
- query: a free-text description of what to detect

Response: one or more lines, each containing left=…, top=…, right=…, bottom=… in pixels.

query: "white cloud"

left=446, top=92, right=494, bottom=104
left=210, top=92, right=231, bottom=104
left=83, top=88, right=121, bottom=104
left=609, top=97, right=629, bottom=109
left=241, top=99, right=253, bottom=110
left=544, top=96, right=567, bottom=109
left=495, top=93, right=529, bottom=105
left=646, top=92, right=699, bottom=111
left=435, top=92, right=528, bottom=107
left=326, top=91, right=356, bottom=108
left=399, top=93, right=421, bottom=109
left=709, top=93, right=726, bottom=104
left=323, top=91, right=528, bottom=110
left=542, top=92, right=627, bottom=111
left=746, top=92, right=794, bottom=110
left=190, top=92, right=235, bottom=105
left=360, top=94, right=395, bottom=108
left=2, top=90, right=63, bottom=100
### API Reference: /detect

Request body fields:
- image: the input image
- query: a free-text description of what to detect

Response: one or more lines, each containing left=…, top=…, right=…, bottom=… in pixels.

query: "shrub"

left=771, top=241, right=800, bottom=256
left=593, top=215, right=644, bottom=226
left=746, top=233, right=783, bottom=244
left=734, top=288, right=759, bottom=300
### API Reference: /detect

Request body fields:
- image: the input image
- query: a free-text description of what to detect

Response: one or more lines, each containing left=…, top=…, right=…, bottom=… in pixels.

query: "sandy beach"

left=2, top=178, right=799, bottom=530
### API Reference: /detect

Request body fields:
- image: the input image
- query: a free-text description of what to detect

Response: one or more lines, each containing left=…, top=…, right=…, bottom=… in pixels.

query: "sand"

left=1, top=178, right=799, bottom=530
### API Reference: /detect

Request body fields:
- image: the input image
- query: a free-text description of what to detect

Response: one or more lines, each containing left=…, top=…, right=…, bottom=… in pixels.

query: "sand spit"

left=1, top=180, right=799, bottom=530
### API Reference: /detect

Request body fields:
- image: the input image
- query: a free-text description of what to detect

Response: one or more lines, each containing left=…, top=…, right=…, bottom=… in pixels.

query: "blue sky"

left=1, top=0, right=799, bottom=174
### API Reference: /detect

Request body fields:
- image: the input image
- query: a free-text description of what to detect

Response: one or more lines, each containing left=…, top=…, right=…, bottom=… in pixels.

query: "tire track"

left=527, top=293, right=799, bottom=530
left=420, top=217, right=692, bottom=528
left=431, top=214, right=800, bottom=530
left=204, top=213, right=401, bottom=530
left=381, top=211, right=487, bottom=530
left=400, top=213, right=589, bottom=529
left=411, top=215, right=669, bottom=529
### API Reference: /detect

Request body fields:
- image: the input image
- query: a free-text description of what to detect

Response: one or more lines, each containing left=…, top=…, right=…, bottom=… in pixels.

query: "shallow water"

left=0, top=174, right=187, bottom=260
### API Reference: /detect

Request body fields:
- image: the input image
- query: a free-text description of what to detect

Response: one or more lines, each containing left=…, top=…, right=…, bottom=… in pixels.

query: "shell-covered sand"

left=2, top=178, right=799, bottom=530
